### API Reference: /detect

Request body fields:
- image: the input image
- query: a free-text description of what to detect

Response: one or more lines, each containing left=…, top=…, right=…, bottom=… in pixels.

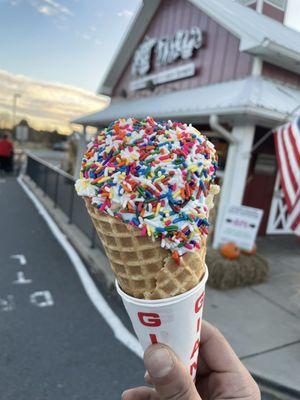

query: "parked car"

left=53, top=142, right=69, bottom=151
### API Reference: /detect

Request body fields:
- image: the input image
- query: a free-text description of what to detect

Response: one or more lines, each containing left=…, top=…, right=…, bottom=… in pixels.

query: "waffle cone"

left=84, top=198, right=206, bottom=299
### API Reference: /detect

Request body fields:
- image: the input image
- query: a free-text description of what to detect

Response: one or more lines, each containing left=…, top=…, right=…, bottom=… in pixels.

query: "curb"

left=252, top=373, right=300, bottom=400
left=22, top=175, right=115, bottom=290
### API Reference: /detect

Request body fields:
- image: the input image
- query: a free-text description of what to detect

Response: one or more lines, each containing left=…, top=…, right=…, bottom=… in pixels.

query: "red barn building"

left=74, top=0, right=300, bottom=246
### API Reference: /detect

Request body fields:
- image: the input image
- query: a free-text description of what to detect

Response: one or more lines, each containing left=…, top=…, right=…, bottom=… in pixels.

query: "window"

left=265, top=0, right=286, bottom=11
left=235, top=0, right=256, bottom=6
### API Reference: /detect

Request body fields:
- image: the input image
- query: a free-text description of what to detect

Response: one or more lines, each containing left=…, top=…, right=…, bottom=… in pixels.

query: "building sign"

left=219, top=205, right=263, bottom=251
left=131, top=37, right=157, bottom=77
left=16, top=125, right=29, bottom=142
left=131, top=27, right=203, bottom=87
left=129, top=63, right=195, bottom=91
left=155, top=27, right=203, bottom=68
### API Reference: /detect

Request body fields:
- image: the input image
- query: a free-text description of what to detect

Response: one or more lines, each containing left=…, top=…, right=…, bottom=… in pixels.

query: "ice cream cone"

left=76, top=117, right=219, bottom=301
left=76, top=117, right=220, bottom=377
left=85, top=197, right=206, bottom=300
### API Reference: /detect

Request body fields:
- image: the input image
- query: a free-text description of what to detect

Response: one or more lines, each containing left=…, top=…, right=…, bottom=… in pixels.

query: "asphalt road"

left=0, top=178, right=143, bottom=400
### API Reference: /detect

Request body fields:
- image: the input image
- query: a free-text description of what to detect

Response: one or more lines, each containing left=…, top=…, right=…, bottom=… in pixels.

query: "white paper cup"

left=116, top=265, right=208, bottom=380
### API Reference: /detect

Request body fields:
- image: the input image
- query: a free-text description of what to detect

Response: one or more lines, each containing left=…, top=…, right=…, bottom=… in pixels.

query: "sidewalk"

left=204, top=235, right=300, bottom=394
left=22, top=174, right=300, bottom=396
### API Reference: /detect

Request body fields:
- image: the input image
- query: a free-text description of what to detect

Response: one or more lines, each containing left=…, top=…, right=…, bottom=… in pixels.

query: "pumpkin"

left=220, top=242, right=241, bottom=260
left=242, top=244, right=257, bottom=255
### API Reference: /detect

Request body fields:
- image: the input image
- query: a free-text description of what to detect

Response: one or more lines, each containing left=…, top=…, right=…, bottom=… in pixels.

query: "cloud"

left=0, top=69, right=109, bottom=134
left=11, top=0, right=74, bottom=18
left=76, top=30, right=102, bottom=46
left=43, top=0, right=73, bottom=16
left=117, top=9, right=134, bottom=18
left=37, top=4, right=55, bottom=15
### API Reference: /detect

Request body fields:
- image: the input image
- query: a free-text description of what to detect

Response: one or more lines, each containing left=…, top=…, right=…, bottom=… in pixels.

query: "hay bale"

left=206, top=248, right=269, bottom=290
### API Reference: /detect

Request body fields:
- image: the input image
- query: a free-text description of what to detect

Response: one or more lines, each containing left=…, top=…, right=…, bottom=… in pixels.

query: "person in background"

left=0, top=133, right=14, bottom=174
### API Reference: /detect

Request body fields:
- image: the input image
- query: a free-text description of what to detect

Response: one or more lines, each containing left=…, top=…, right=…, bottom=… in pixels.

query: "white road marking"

left=0, top=295, right=15, bottom=312
left=10, top=254, right=27, bottom=266
left=30, top=291, right=54, bottom=307
left=17, top=176, right=143, bottom=359
left=13, top=271, right=32, bottom=285
left=0, top=179, right=6, bottom=184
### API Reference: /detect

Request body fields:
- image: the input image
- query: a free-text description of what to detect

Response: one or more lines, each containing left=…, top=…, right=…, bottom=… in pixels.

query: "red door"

left=243, top=153, right=277, bottom=235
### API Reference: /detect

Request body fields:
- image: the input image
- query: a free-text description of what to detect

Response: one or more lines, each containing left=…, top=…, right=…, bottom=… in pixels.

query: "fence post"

left=90, top=227, right=97, bottom=248
left=53, top=173, right=59, bottom=208
left=68, top=187, right=75, bottom=224
left=32, top=158, right=39, bottom=185
left=26, top=156, right=31, bottom=178
left=43, top=166, right=48, bottom=196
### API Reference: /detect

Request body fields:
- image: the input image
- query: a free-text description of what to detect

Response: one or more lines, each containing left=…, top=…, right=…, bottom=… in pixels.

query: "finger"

left=197, top=321, right=260, bottom=400
left=197, top=320, right=245, bottom=375
left=122, top=386, right=159, bottom=400
left=195, top=378, right=209, bottom=400
left=195, top=353, right=210, bottom=377
left=144, top=371, right=153, bottom=385
left=196, top=321, right=215, bottom=377
left=144, top=344, right=201, bottom=400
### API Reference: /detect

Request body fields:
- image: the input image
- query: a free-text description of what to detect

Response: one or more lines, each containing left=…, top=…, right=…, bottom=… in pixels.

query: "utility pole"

left=12, top=93, right=21, bottom=135
left=74, top=125, right=87, bottom=179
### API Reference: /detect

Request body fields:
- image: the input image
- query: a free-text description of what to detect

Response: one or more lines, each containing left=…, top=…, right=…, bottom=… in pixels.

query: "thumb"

left=144, top=344, right=201, bottom=400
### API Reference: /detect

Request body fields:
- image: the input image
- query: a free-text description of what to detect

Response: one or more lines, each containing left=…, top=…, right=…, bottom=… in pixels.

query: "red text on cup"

left=149, top=334, right=158, bottom=344
left=195, top=292, right=205, bottom=313
left=138, top=312, right=161, bottom=327
left=190, top=338, right=200, bottom=360
left=190, top=360, right=198, bottom=377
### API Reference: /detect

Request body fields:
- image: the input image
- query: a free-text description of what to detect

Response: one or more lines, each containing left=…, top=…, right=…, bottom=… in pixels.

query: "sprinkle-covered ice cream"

left=76, top=117, right=218, bottom=262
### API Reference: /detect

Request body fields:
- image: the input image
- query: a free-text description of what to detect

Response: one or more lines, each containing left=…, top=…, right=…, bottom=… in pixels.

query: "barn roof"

left=98, top=0, right=300, bottom=96
left=73, top=76, right=300, bottom=127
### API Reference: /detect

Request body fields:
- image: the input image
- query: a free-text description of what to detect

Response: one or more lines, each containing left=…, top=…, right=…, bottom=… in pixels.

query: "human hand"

left=122, top=320, right=260, bottom=400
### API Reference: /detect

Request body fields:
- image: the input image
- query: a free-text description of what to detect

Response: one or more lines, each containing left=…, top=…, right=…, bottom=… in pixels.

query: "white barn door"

left=267, top=173, right=292, bottom=234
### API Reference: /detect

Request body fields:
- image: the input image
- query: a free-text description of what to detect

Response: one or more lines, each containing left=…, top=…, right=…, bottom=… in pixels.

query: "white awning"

left=73, top=77, right=300, bottom=127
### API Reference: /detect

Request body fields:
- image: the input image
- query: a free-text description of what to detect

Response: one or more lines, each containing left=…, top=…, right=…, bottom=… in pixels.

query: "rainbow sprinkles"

left=75, top=117, right=218, bottom=262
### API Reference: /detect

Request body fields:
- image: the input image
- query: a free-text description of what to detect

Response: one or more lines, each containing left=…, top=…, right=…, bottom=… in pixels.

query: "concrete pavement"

left=204, top=235, right=300, bottom=394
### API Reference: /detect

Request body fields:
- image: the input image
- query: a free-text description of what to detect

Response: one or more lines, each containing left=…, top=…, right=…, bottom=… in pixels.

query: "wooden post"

left=213, top=124, right=255, bottom=248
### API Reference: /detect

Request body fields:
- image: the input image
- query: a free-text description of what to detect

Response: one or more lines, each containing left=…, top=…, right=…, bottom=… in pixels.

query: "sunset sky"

left=0, top=0, right=299, bottom=133
left=0, top=0, right=140, bottom=133
left=0, top=0, right=141, bottom=91
left=0, top=69, right=109, bottom=133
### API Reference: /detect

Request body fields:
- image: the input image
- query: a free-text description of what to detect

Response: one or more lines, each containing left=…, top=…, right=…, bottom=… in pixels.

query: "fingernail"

left=144, top=371, right=152, bottom=384
left=121, top=389, right=130, bottom=399
left=145, top=347, right=174, bottom=378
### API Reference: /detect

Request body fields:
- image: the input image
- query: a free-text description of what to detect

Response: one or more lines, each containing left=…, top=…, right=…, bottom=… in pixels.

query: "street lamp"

left=12, top=93, right=22, bottom=133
